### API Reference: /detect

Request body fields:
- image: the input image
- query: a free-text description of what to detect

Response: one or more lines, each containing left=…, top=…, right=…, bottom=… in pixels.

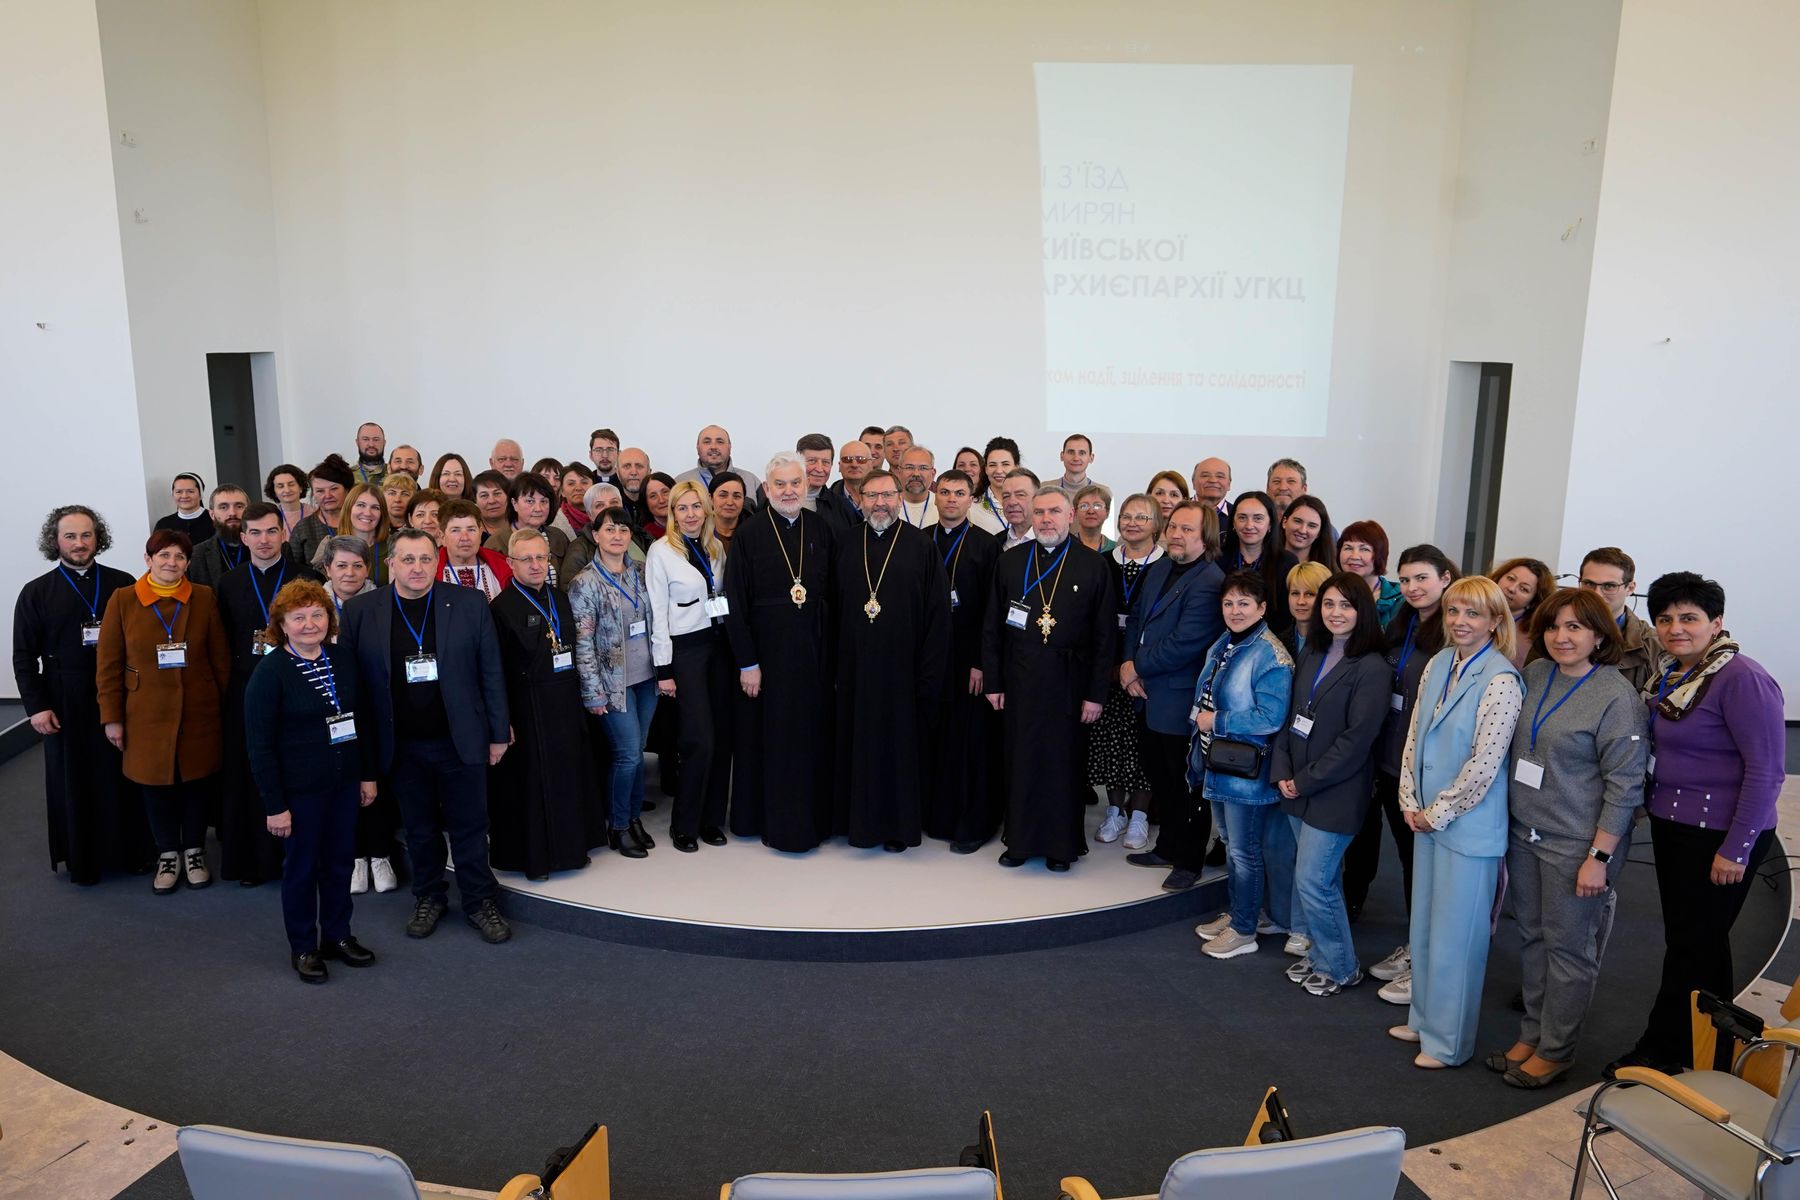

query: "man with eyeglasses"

left=827, top=436, right=878, bottom=527
left=897, top=446, right=940, bottom=528
left=1578, top=547, right=1658, bottom=691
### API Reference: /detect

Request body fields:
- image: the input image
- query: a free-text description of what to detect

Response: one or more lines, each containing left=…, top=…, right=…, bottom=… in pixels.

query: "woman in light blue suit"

left=1188, top=571, right=1297, bottom=961
left=1392, top=576, right=1524, bottom=1068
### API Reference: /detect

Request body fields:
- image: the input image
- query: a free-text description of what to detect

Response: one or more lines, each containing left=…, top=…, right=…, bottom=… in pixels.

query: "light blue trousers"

left=1406, top=832, right=1502, bottom=1065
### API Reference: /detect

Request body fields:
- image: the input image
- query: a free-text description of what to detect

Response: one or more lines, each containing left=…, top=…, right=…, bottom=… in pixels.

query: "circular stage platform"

left=490, top=803, right=1226, bottom=960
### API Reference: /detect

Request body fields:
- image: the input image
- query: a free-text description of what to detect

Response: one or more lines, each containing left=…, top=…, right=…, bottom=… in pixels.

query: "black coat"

left=1271, top=647, right=1390, bottom=835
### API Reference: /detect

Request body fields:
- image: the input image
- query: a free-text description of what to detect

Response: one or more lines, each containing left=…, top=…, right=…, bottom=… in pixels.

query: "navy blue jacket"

left=338, top=583, right=509, bottom=773
left=1122, top=556, right=1225, bottom=735
left=243, top=644, right=375, bottom=812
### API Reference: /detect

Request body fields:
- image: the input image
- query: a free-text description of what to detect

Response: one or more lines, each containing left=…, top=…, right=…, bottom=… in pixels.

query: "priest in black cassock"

left=833, top=470, right=950, bottom=850
left=923, top=469, right=1003, bottom=853
left=487, top=528, right=595, bottom=879
left=216, top=503, right=320, bottom=884
left=982, top=485, right=1116, bottom=870
left=12, top=505, right=148, bottom=883
left=724, top=453, right=836, bottom=851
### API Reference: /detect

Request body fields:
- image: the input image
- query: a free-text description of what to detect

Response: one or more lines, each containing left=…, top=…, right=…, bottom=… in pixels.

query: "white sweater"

left=645, top=537, right=722, bottom=668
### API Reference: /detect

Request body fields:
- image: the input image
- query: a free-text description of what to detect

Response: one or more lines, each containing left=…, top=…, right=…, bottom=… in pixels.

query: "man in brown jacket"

left=1578, top=547, right=1659, bottom=692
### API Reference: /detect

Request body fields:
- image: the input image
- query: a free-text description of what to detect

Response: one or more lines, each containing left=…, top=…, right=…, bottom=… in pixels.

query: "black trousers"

left=281, top=784, right=357, bottom=956
left=669, top=634, right=731, bottom=839
left=1343, top=770, right=1414, bottom=919
left=1144, top=728, right=1210, bottom=872
left=1637, top=816, right=1775, bottom=1065
left=353, top=785, right=400, bottom=859
left=142, top=776, right=210, bottom=853
left=389, top=736, right=498, bottom=913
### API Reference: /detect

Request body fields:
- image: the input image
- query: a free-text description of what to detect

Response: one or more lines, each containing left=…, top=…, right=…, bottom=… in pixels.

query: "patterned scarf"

left=1649, top=632, right=1738, bottom=722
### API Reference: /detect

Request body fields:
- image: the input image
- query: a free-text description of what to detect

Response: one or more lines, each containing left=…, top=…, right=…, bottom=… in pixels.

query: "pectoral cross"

left=1036, top=606, right=1056, bottom=642
left=790, top=579, right=808, bottom=607
left=864, top=595, right=882, bottom=621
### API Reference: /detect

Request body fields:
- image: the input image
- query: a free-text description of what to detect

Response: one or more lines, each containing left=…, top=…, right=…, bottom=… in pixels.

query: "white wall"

left=96, top=0, right=286, bottom=512
left=1561, top=0, right=1800, bottom=715
left=254, top=0, right=1473, bottom=548
left=0, top=0, right=151, bottom=703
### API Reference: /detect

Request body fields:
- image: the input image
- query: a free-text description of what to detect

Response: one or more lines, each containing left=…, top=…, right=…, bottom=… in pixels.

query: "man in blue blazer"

left=1119, top=500, right=1225, bottom=889
left=339, top=529, right=513, bottom=944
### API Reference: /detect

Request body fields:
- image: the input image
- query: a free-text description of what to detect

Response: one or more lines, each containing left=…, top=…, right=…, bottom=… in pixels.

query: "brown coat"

left=95, top=578, right=232, bottom=786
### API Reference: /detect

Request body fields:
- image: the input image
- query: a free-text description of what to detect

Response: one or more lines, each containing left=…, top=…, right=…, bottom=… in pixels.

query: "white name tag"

left=1290, top=713, right=1314, bottom=738
left=157, top=642, right=187, bottom=669
left=405, top=653, right=438, bottom=683
left=82, top=622, right=101, bottom=646
left=1390, top=691, right=1405, bottom=712
left=1117, top=613, right=1129, bottom=630
left=1189, top=705, right=1202, bottom=723
left=704, top=595, right=730, bottom=619
left=950, top=589, right=960, bottom=610
left=1646, top=753, right=1656, bottom=778
left=251, top=635, right=272, bottom=656
left=1005, top=602, right=1029, bottom=629
left=552, top=648, right=574, bottom=673
left=629, top=619, right=647, bottom=638
left=327, top=712, right=357, bottom=744
left=1514, top=758, right=1544, bottom=789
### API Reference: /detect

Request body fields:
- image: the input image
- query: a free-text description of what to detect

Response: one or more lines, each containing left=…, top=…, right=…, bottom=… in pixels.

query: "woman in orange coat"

left=96, top=529, right=232, bottom=895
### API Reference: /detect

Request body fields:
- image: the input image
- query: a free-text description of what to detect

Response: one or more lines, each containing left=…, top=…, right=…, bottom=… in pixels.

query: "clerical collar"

left=62, top=562, right=90, bottom=576
left=174, top=508, right=205, bottom=519
left=937, top=519, right=967, bottom=535
left=251, top=556, right=283, bottom=574
left=1037, top=535, right=1066, bottom=552
left=868, top=520, right=893, bottom=537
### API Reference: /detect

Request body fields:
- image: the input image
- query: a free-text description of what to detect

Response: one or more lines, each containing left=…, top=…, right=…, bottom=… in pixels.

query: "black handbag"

left=1205, top=735, right=1266, bottom=779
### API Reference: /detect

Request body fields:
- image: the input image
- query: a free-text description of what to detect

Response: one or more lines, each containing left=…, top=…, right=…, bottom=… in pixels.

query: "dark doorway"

left=207, top=353, right=260, bottom=494
left=1460, top=362, right=1512, bottom=576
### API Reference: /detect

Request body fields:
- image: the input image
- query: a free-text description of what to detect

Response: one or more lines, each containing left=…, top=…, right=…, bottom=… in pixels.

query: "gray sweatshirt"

left=1507, top=659, right=1648, bottom=856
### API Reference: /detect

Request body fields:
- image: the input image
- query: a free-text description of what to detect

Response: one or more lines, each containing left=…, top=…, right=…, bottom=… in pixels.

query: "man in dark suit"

left=339, top=529, right=513, bottom=944
left=1120, top=500, right=1226, bottom=890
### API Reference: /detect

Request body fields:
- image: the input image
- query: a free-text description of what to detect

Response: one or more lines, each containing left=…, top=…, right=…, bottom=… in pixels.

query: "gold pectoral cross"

left=1036, top=606, right=1056, bottom=642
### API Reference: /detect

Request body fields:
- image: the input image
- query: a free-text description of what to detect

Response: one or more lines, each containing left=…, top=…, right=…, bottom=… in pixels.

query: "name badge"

left=629, top=620, right=647, bottom=638
left=1390, top=691, right=1405, bottom=712
left=405, top=653, right=439, bottom=683
left=950, top=588, right=960, bottom=610
left=1189, top=705, right=1202, bottom=723
left=327, top=712, right=357, bottom=744
left=157, top=642, right=187, bottom=669
left=1290, top=713, right=1314, bottom=738
left=704, top=595, right=730, bottom=619
left=1646, top=752, right=1656, bottom=779
left=81, top=622, right=101, bottom=646
left=551, top=646, right=574, bottom=673
left=1514, top=758, right=1545, bottom=790
left=251, top=632, right=272, bottom=656
left=1005, top=602, right=1029, bottom=630
left=1117, top=613, right=1129, bottom=630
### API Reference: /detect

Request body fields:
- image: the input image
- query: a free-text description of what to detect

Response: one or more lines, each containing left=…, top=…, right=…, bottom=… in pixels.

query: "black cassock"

left=833, top=522, right=950, bottom=847
left=12, top=563, right=148, bottom=882
left=924, top=521, right=1002, bottom=845
left=216, top=556, right=317, bottom=882
left=723, top=508, right=836, bottom=851
left=981, top=537, right=1116, bottom=862
left=488, top=582, right=595, bottom=877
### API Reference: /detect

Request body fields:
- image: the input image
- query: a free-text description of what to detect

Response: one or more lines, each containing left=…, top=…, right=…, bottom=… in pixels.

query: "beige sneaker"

left=1193, top=912, right=1233, bottom=941
left=182, top=847, right=210, bottom=889
left=1203, top=927, right=1260, bottom=960
left=1378, top=968, right=1413, bottom=1005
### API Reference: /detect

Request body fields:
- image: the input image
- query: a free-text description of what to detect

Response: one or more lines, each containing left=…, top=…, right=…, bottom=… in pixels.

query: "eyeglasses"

left=509, top=554, right=552, bottom=566
left=1579, top=579, right=1629, bottom=594
left=861, top=490, right=899, bottom=501
left=840, top=455, right=872, bottom=465
left=1076, top=502, right=1109, bottom=512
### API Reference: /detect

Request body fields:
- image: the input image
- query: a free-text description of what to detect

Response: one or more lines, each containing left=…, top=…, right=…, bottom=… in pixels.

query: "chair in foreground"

left=1573, top=1027, right=1800, bottom=1198
left=722, top=1111, right=1000, bottom=1200
left=176, top=1124, right=542, bottom=1200
left=1059, top=1125, right=1406, bottom=1200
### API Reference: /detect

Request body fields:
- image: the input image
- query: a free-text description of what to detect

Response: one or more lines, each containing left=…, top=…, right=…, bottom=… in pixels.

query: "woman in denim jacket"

left=1188, top=571, right=1297, bottom=961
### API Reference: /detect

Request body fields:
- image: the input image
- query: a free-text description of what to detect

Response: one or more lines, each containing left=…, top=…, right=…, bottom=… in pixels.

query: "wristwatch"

left=1587, top=846, right=1612, bottom=863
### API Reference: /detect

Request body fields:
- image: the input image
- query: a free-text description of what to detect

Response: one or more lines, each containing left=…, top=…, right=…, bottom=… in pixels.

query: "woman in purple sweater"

left=1608, top=572, right=1786, bottom=1077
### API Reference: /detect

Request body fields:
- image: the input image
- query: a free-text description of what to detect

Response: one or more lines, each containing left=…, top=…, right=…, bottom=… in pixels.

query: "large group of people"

left=11, top=418, right=1787, bottom=1087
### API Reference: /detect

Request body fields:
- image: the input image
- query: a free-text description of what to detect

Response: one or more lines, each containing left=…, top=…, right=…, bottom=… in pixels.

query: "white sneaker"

left=350, top=858, right=370, bottom=895
left=1096, top=808, right=1127, bottom=843
left=1204, top=927, right=1260, bottom=959
left=1378, top=968, right=1412, bottom=1005
left=370, top=857, right=398, bottom=893
left=1121, top=812, right=1150, bottom=851
left=1194, top=913, right=1233, bottom=941
left=1284, top=958, right=1314, bottom=984
left=1283, top=933, right=1311, bottom=957
left=1256, top=912, right=1286, bottom=936
left=1371, top=945, right=1411, bottom=981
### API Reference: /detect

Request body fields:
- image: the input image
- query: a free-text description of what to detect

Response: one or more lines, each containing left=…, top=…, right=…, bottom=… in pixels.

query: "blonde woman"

left=1284, top=560, right=1331, bottom=656
left=329, top=484, right=392, bottom=586
left=644, top=480, right=731, bottom=853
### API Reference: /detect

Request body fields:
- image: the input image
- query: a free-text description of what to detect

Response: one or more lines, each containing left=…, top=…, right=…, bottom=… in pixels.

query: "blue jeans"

left=1220, top=802, right=1295, bottom=936
left=1289, top=816, right=1358, bottom=983
left=600, top=680, right=659, bottom=830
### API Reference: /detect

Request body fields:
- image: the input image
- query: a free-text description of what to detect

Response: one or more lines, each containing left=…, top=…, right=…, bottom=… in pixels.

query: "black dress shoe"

left=998, top=853, right=1027, bottom=868
left=672, top=833, right=699, bottom=853
left=699, top=826, right=728, bottom=846
left=1161, top=868, right=1199, bottom=890
left=292, top=952, right=328, bottom=984
left=629, top=818, right=656, bottom=850
left=950, top=840, right=984, bottom=854
left=1126, top=851, right=1172, bottom=868
left=1047, top=859, right=1071, bottom=872
left=320, top=937, right=376, bottom=967
left=1603, top=1047, right=1682, bottom=1081
left=609, top=828, right=647, bottom=859
left=883, top=841, right=907, bottom=853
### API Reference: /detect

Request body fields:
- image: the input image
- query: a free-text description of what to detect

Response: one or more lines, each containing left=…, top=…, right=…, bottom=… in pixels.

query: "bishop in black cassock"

left=724, top=468, right=836, bottom=852
left=832, top=483, right=949, bottom=850
left=12, top=511, right=147, bottom=883
left=982, top=492, right=1115, bottom=869
left=924, top=486, right=1002, bottom=851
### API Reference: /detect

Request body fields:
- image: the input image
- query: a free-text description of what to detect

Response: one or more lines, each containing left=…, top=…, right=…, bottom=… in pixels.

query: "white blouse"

left=644, top=538, right=722, bottom=668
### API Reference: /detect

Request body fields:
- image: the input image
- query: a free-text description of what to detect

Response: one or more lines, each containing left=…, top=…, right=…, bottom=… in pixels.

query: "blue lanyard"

left=151, top=598, right=182, bottom=642
left=250, top=561, right=286, bottom=624
left=900, top=500, right=927, bottom=526
left=1393, top=615, right=1418, bottom=683
left=938, top=523, right=969, bottom=569
left=58, top=565, right=100, bottom=620
left=1022, top=539, right=1071, bottom=597
left=288, top=648, right=340, bottom=710
left=393, top=586, right=434, bottom=651
left=594, top=561, right=640, bottom=610
left=219, top=540, right=244, bottom=571
left=1530, top=662, right=1599, bottom=751
left=1649, top=662, right=1701, bottom=733
left=1440, top=640, right=1493, bottom=708
left=510, top=580, right=563, bottom=643
left=1306, top=649, right=1334, bottom=708
left=1119, top=557, right=1152, bottom=608
left=683, top=536, right=717, bottom=593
